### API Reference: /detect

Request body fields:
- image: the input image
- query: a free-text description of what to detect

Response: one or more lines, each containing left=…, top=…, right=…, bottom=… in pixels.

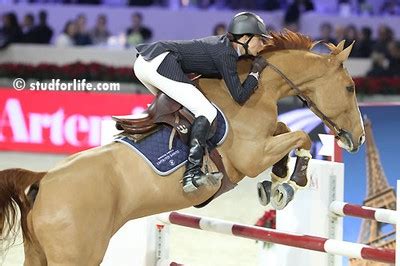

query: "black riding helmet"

left=227, top=12, right=268, bottom=55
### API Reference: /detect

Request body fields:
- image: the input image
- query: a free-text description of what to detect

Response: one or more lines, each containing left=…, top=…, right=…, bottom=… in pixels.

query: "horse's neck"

left=262, top=50, right=324, bottom=100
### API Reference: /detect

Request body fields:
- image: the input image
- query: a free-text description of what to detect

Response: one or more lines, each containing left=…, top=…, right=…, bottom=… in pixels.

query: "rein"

left=265, top=61, right=346, bottom=139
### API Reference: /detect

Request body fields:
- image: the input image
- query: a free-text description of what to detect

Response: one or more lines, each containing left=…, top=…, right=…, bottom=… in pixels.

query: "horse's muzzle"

left=337, top=130, right=359, bottom=153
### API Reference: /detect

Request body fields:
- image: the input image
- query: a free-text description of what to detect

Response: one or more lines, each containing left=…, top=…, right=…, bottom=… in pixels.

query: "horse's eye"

left=346, top=85, right=355, bottom=93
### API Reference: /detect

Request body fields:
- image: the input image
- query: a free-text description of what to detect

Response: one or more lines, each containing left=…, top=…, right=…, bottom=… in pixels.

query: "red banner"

left=0, top=89, right=154, bottom=153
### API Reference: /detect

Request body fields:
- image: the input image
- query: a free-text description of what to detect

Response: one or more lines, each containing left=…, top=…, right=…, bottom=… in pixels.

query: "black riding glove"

left=251, top=56, right=268, bottom=74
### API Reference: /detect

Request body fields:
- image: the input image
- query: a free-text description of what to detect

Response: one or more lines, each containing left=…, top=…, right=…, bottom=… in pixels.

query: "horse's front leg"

left=271, top=122, right=291, bottom=181
left=257, top=129, right=312, bottom=209
left=258, top=122, right=291, bottom=206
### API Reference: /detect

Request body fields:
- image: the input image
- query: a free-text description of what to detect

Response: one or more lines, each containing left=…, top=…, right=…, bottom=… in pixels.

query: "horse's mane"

left=261, top=29, right=341, bottom=55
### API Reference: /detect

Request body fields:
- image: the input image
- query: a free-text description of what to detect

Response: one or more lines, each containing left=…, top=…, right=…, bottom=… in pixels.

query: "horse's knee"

left=297, top=131, right=312, bottom=150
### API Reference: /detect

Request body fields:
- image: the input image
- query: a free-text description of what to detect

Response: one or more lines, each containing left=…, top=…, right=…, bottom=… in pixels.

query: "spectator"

left=366, top=52, right=388, bottom=77
left=0, top=12, right=22, bottom=49
left=90, top=14, right=110, bottom=46
left=318, top=22, right=336, bottom=44
left=32, top=10, right=53, bottom=44
left=213, top=23, right=226, bottom=36
left=355, top=27, right=374, bottom=58
left=126, top=12, right=152, bottom=47
left=284, top=0, right=315, bottom=31
left=55, top=20, right=76, bottom=47
left=74, top=14, right=92, bottom=46
left=334, top=25, right=346, bottom=43
left=386, top=41, right=400, bottom=77
left=343, top=24, right=360, bottom=57
left=21, top=13, right=36, bottom=43
left=373, top=24, right=394, bottom=57
left=344, top=24, right=358, bottom=43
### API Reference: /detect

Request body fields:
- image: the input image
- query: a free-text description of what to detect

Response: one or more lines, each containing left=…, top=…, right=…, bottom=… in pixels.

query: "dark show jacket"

left=135, top=35, right=258, bottom=104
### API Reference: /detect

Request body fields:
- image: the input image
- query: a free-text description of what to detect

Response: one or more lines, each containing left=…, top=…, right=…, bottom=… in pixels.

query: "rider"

left=134, top=12, right=269, bottom=193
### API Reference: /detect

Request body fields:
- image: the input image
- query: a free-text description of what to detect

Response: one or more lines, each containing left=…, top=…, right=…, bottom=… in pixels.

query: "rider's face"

left=249, top=36, right=265, bottom=56
left=241, top=35, right=267, bottom=56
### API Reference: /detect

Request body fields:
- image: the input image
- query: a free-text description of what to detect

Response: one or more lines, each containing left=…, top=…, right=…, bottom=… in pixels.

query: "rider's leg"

left=133, top=52, right=218, bottom=192
left=182, top=115, right=212, bottom=192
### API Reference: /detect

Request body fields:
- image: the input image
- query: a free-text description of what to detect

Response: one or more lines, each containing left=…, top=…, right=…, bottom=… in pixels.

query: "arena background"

left=1, top=0, right=400, bottom=265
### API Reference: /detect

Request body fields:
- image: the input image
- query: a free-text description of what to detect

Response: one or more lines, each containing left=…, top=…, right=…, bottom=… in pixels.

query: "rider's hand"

left=251, top=56, right=268, bottom=73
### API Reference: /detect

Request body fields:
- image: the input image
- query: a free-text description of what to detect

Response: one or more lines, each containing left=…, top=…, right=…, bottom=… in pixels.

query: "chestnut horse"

left=0, top=31, right=364, bottom=265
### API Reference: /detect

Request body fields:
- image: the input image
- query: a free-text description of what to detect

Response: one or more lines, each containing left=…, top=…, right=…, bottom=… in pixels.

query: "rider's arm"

left=218, top=53, right=259, bottom=105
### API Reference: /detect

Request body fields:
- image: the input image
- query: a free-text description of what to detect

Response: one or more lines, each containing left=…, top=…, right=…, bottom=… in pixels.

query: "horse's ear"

left=311, top=40, right=321, bottom=50
left=337, top=40, right=346, bottom=51
left=336, top=41, right=354, bottom=62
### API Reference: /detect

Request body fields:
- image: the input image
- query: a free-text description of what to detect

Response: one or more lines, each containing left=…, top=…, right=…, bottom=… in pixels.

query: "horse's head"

left=261, top=31, right=365, bottom=153
left=302, top=40, right=365, bottom=153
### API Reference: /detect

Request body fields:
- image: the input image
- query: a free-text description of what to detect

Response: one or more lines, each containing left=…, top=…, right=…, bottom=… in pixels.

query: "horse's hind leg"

left=33, top=217, right=112, bottom=266
left=31, top=185, right=115, bottom=266
left=24, top=241, right=46, bottom=266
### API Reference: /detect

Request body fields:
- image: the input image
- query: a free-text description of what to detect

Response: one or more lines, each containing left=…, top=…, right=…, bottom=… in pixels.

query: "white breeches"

left=133, top=52, right=217, bottom=123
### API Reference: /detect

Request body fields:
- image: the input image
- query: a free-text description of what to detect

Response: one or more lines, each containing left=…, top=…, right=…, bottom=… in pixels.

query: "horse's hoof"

left=257, top=180, right=272, bottom=206
left=271, top=183, right=295, bottom=210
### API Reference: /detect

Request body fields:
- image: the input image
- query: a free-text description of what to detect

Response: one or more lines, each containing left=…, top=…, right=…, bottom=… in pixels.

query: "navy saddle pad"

left=114, top=107, right=228, bottom=175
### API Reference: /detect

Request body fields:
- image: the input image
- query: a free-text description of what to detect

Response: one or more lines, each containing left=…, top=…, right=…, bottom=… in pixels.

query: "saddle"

left=113, top=73, right=204, bottom=142
left=113, top=93, right=194, bottom=144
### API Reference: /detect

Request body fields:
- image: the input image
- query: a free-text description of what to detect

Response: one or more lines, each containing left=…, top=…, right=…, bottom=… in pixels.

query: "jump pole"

left=158, top=212, right=395, bottom=264
left=330, top=201, right=398, bottom=224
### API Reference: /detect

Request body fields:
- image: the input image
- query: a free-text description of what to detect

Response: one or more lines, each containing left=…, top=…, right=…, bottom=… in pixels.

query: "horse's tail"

left=0, top=168, right=47, bottom=243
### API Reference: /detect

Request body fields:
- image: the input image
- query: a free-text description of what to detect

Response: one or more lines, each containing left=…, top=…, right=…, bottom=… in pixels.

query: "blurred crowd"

left=313, top=22, right=400, bottom=77
left=0, top=11, right=152, bottom=48
left=1, top=5, right=399, bottom=77
left=0, top=10, right=53, bottom=48
left=53, top=12, right=152, bottom=47
left=2, top=0, right=400, bottom=16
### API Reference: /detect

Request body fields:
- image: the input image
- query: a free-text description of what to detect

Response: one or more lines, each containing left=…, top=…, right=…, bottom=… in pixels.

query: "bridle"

left=265, top=60, right=349, bottom=140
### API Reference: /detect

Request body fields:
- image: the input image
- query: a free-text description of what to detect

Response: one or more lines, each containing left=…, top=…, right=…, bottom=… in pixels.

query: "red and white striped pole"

left=158, top=212, right=395, bottom=264
left=330, top=201, right=398, bottom=224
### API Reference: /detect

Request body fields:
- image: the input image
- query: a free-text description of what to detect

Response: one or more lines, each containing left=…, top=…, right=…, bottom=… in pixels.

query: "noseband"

left=265, top=60, right=347, bottom=139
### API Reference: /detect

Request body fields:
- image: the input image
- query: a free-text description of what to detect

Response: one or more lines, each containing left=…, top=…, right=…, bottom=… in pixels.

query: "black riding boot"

left=182, top=116, right=211, bottom=193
